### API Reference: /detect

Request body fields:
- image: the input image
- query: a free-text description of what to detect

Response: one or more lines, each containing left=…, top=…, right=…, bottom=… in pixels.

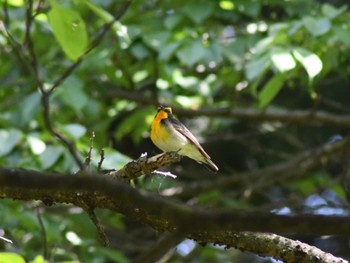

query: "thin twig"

left=3, top=0, right=10, bottom=28
left=82, top=200, right=109, bottom=247
left=48, top=0, right=133, bottom=95
left=0, top=8, right=32, bottom=74
left=134, top=232, right=185, bottom=263
left=24, top=0, right=34, bottom=47
left=98, top=149, right=105, bottom=171
left=22, top=1, right=132, bottom=170
left=36, top=207, right=48, bottom=259
left=85, top=132, right=95, bottom=167
left=40, top=93, right=85, bottom=169
left=0, top=235, right=13, bottom=244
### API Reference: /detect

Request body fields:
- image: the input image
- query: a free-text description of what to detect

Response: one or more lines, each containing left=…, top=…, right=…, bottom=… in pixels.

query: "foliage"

left=1, top=0, right=350, bottom=262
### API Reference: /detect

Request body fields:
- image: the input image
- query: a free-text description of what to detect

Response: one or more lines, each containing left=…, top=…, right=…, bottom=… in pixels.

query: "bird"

left=151, top=105, right=219, bottom=172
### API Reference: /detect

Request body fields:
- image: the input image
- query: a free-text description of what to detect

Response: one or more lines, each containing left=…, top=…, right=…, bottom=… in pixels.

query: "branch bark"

left=172, top=135, right=350, bottom=199
left=110, top=89, right=350, bottom=127
left=0, top=167, right=348, bottom=262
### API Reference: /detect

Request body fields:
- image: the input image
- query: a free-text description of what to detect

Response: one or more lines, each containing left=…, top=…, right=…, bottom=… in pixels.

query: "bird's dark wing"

left=170, top=117, right=211, bottom=160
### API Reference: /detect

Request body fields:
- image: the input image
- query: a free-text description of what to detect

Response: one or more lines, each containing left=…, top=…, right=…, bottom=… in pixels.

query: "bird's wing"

left=171, top=118, right=211, bottom=160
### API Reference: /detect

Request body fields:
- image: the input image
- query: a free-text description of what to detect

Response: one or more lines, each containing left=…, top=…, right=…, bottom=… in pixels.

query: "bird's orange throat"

left=152, top=110, right=168, bottom=137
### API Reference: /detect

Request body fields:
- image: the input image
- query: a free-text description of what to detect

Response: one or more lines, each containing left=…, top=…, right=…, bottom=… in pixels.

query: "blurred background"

left=1, top=0, right=350, bottom=262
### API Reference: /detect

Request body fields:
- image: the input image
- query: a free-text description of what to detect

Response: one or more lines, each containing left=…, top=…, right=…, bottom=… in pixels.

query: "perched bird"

left=151, top=105, right=219, bottom=172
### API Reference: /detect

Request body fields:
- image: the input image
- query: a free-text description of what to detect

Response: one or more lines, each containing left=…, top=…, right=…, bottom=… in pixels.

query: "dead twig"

left=108, top=152, right=182, bottom=181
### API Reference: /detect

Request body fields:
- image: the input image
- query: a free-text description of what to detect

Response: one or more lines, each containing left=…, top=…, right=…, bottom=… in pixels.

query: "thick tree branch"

left=0, top=167, right=348, bottom=262
left=172, top=135, right=350, bottom=199
left=177, top=107, right=350, bottom=127
left=227, top=232, right=347, bottom=263
left=110, top=89, right=350, bottom=127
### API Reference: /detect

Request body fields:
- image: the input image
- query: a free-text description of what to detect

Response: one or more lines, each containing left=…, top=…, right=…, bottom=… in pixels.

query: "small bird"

left=151, top=105, right=219, bottom=172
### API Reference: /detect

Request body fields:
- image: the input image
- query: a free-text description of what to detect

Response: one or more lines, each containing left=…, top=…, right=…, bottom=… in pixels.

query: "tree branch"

left=19, top=0, right=133, bottom=170
left=107, top=151, right=182, bottom=181
left=134, top=233, right=185, bottom=263
left=171, top=135, right=350, bottom=199
left=175, top=107, right=350, bottom=128
left=0, top=167, right=348, bottom=262
left=110, top=89, right=350, bottom=127
left=48, top=0, right=132, bottom=95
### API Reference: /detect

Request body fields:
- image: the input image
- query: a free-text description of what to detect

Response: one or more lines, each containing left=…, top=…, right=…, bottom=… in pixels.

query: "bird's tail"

left=203, top=158, right=219, bottom=173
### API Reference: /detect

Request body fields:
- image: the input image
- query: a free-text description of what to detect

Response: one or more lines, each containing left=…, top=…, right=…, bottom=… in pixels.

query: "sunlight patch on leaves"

left=293, top=48, right=323, bottom=80
left=0, top=253, right=25, bottom=263
left=271, top=49, right=296, bottom=72
left=27, top=135, right=46, bottom=155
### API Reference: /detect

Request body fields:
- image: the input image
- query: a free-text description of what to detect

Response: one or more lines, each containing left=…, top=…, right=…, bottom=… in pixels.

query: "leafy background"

left=1, top=0, right=350, bottom=262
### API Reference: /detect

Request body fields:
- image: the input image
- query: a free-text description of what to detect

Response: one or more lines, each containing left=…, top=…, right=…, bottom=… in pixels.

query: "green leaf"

left=293, top=48, right=323, bottom=80
left=245, top=53, right=271, bottom=81
left=333, top=26, right=350, bottom=47
left=0, top=129, right=22, bottom=156
left=219, top=1, right=234, bottom=10
left=322, top=4, right=347, bottom=19
left=92, top=148, right=131, bottom=169
left=84, top=2, right=131, bottom=48
left=164, top=13, right=183, bottom=29
left=48, top=6, right=88, bottom=61
left=85, top=1, right=113, bottom=22
left=176, top=41, right=207, bottom=67
left=94, top=247, right=130, bottom=263
left=58, top=76, right=88, bottom=111
left=40, top=145, right=64, bottom=169
left=302, top=16, right=331, bottom=36
left=19, top=91, right=40, bottom=125
left=159, top=42, right=180, bottom=61
left=131, top=43, right=150, bottom=60
left=115, top=110, right=151, bottom=143
left=63, top=124, right=87, bottom=140
left=5, top=0, right=24, bottom=6
left=259, top=74, right=285, bottom=108
left=172, top=69, right=199, bottom=88
left=33, top=255, right=45, bottom=263
left=184, top=0, right=214, bottom=24
left=237, top=0, right=261, bottom=18
left=0, top=253, right=25, bottom=263
left=271, top=49, right=296, bottom=72
left=143, top=31, right=171, bottom=51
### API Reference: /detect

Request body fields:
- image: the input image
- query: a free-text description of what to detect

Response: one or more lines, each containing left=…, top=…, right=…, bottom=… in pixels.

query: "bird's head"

left=155, top=105, right=173, bottom=120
